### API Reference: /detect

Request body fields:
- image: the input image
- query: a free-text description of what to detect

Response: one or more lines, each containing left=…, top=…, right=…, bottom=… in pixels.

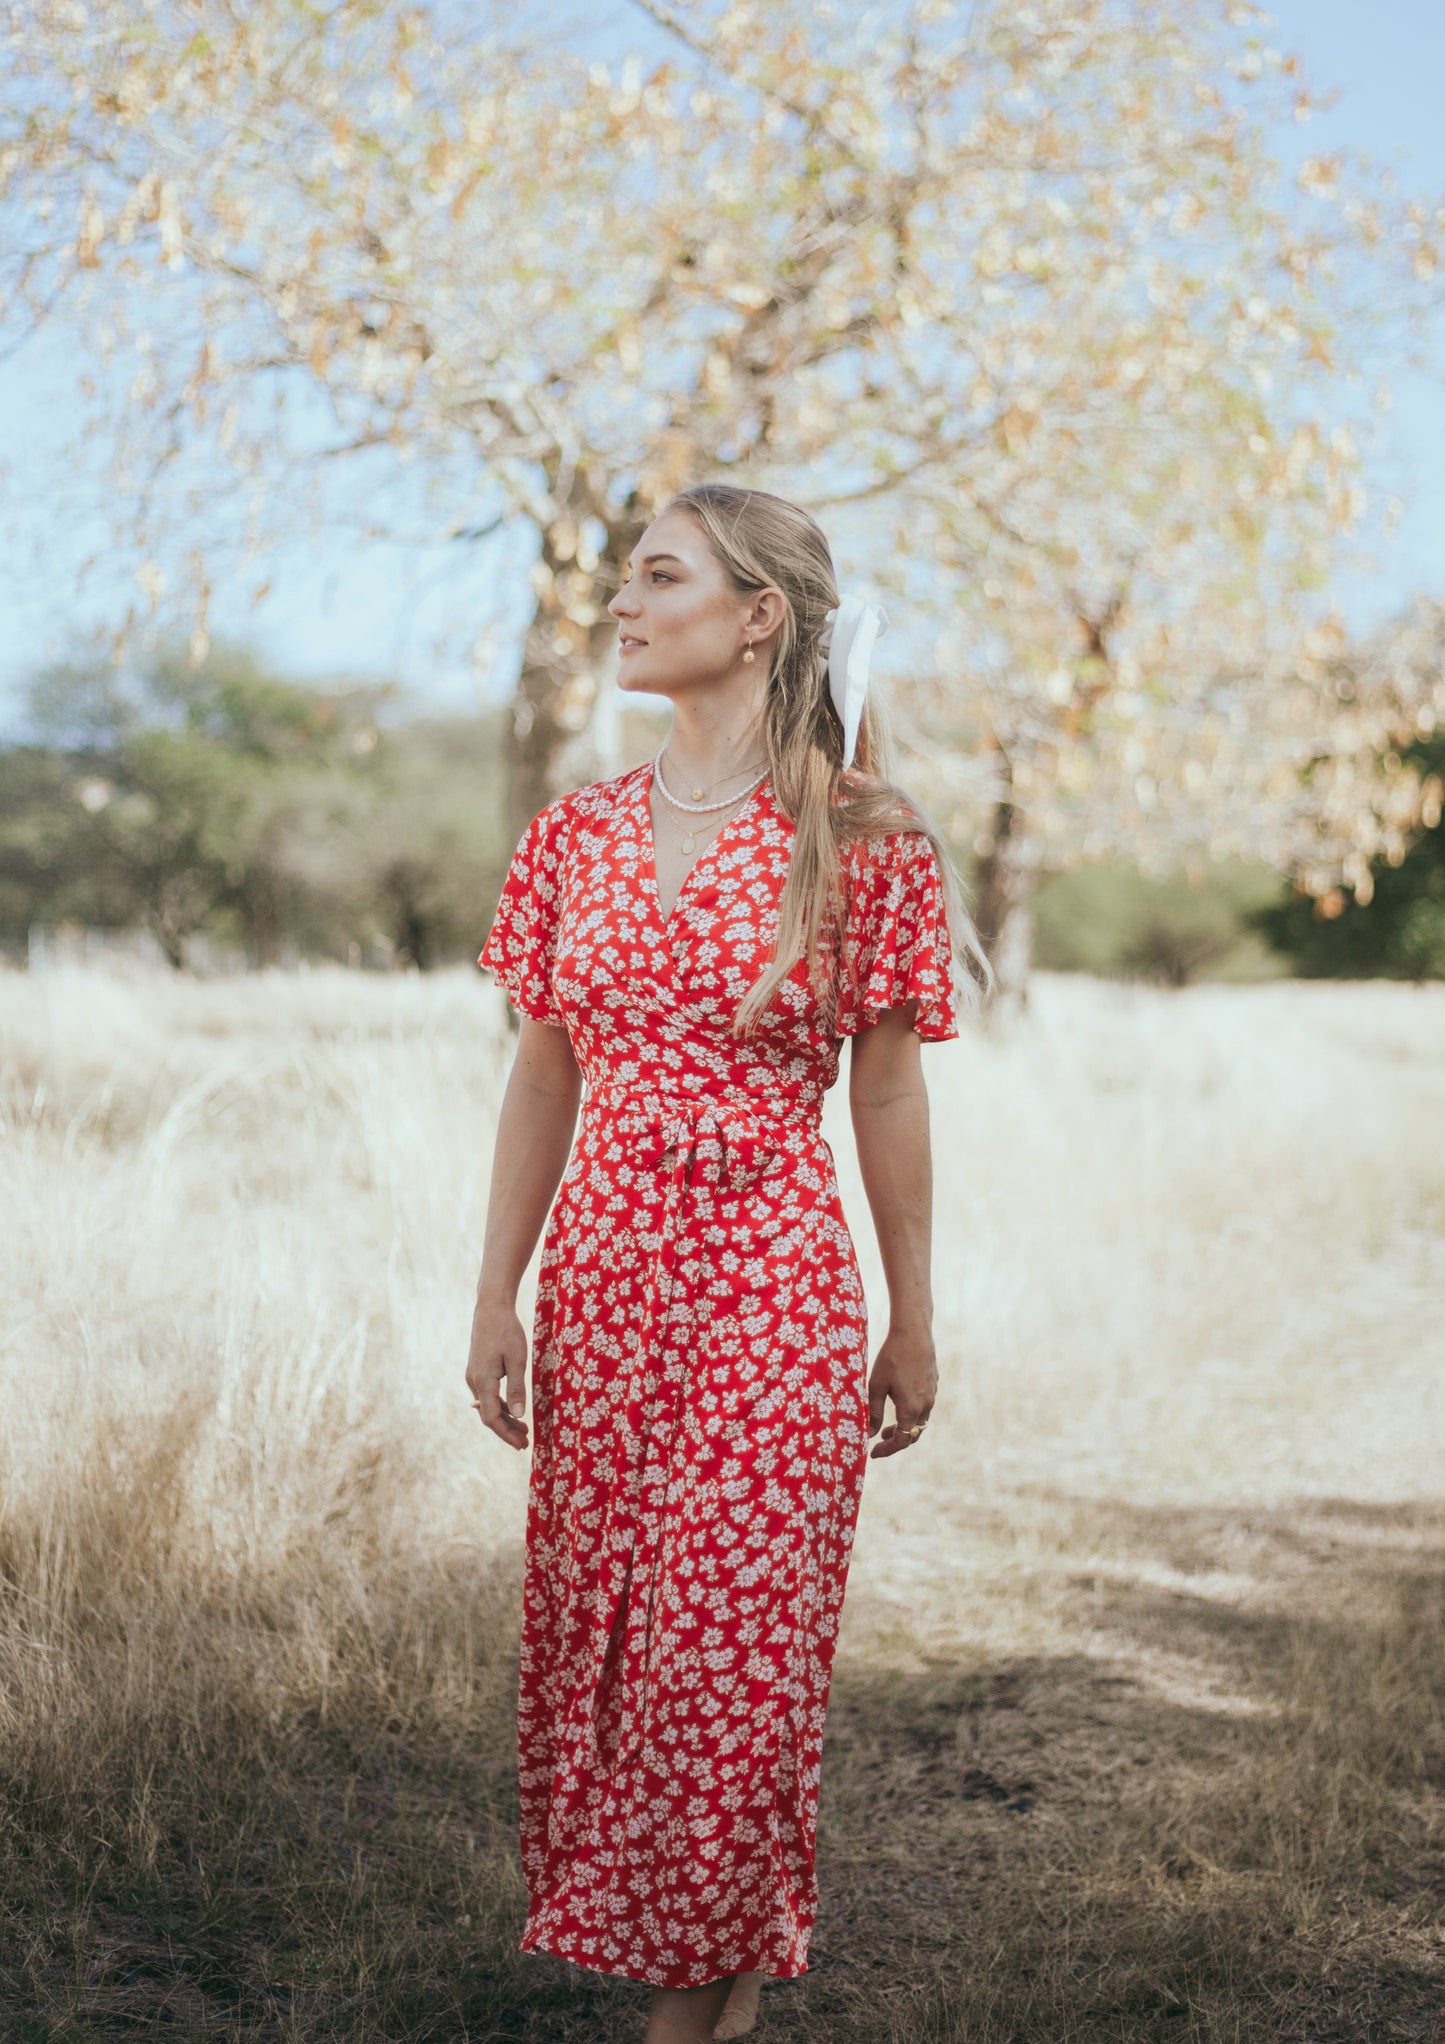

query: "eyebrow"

left=627, top=551, right=686, bottom=571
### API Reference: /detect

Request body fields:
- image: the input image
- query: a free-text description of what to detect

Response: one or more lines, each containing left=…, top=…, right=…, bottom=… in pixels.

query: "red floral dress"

left=477, top=758, right=959, bottom=1989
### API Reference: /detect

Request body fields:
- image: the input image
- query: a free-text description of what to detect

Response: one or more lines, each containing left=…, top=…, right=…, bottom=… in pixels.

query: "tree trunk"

left=237, top=870, right=282, bottom=969
left=508, top=616, right=570, bottom=850
left=973, top=792, right=1037, bottom=1018
left=150, top=877, right=196, bottom=970
left=506, top=502, right=644, bottom=848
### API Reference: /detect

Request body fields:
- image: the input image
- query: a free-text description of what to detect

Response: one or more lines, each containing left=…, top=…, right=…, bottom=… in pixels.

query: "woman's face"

left=607, top=508, right=782, bottom=700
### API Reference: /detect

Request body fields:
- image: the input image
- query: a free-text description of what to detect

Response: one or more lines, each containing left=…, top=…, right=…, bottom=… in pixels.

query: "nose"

left=609, top=582, right=639, bottom=621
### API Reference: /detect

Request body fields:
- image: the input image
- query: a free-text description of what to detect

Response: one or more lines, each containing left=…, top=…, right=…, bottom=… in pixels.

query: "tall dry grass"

left=1, top=964, right=1442, bottom=2041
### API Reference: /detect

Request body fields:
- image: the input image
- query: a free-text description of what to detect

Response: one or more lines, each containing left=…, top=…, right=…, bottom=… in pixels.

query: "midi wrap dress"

left=477, top=759, right=959, bottom=1989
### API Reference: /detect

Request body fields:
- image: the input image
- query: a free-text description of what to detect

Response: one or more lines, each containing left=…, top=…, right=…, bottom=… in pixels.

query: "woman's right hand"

left=467, top=1294, right=530, bottom=1450
left=466, top=1013, right=580, bottom=1453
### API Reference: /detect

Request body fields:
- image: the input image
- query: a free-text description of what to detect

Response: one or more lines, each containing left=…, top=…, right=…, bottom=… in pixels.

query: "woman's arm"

left=467, top=1016, right=583, bottom=1450
left=847, top=1002, right=938, bottom=1459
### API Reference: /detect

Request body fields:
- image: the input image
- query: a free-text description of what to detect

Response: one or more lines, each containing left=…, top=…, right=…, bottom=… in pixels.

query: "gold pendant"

left=681, top=834, right=696, bottom=855
left=691, top=786, right=704, bottom=799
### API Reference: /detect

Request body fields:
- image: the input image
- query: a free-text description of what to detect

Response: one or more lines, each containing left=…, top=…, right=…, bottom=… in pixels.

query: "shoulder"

left=570, top=759, right=651, bottom=815
left=835, top=775, right=942, bottom=890
left=519, top=761, right=648, bottom=845
left=843, top=833, right=949, bottom=959
left=834, top=769, right=929, bottom=835
left=848, top=824, right=940, bottom=880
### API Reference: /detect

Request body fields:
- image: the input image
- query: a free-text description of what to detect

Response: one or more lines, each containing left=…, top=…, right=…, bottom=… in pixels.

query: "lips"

left=619, top=634, right=647, bottom=652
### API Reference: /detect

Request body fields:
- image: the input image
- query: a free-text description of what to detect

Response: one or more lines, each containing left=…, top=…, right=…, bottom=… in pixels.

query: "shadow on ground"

left=3, top=1500, right=1442, bottom=2042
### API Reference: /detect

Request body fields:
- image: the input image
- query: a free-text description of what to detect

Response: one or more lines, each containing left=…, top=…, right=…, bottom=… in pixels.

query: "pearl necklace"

left=651, top=746, right=768, bottom=857
left=651, top=745, right=768, bottom=813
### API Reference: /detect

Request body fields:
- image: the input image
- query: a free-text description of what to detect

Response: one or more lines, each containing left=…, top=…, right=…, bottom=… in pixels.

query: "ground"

left=1, top=965, right=1441, bottom=2041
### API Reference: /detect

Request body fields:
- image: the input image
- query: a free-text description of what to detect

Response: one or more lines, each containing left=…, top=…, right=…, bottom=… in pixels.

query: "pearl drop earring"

left=742, top=642, right=755, bottom=665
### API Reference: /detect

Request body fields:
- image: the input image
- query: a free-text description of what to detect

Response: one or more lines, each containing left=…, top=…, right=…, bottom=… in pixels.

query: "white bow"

left=819, top=595, right=889, bottom=769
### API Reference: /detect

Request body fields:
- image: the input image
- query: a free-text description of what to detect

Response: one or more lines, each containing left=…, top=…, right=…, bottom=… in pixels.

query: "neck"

left=663, top=693, right=768, bottom=788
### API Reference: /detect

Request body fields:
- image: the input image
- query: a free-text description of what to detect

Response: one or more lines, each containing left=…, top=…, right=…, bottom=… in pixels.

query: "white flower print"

left=477, top=759, right=958, bottom=1989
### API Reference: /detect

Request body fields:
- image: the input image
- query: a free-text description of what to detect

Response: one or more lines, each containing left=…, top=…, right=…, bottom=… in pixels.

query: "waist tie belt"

left=571, top=1086, right=823, bottom=1777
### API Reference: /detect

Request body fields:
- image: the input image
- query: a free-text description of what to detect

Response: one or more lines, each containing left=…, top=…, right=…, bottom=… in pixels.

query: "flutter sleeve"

left=476, top=798, right=571, bottom=1027
left=834, top=828, right=961, bottom=1043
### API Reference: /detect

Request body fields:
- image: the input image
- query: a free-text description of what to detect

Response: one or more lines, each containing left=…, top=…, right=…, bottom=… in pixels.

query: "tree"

left=4, top=0, right=1443, bottom=1000
left=0, top=745, right=141, bottom=936
left=1248, top=603, right=1445, bottom=980
left=1251, top=741, right=1445, bottom=981
left=8, top=646, right=394, bottom=964
left=277, top=709, right=513, bottom=968
left=1033, top=856, right=1288, bottom=985
left=5, top=645, right=516, bottom=967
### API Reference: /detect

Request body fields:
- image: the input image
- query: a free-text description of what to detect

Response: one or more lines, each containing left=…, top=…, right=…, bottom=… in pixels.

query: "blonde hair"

left=667, top=482, right=995, bottom=1036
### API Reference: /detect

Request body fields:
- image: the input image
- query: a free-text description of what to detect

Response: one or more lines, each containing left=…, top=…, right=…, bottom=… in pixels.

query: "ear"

left=746, top=586, right=788, bottom=646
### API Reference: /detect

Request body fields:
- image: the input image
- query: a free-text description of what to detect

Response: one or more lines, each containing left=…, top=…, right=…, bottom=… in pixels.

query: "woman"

left=469, top=483, right=991, bottom=2044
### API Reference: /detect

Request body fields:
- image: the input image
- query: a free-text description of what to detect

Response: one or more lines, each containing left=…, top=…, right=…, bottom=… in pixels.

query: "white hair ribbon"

left=819, top=595, right=888, bottom=769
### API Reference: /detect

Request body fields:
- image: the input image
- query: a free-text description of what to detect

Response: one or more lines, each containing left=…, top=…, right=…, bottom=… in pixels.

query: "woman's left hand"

left=867, top=1324, right=937, bottom=1458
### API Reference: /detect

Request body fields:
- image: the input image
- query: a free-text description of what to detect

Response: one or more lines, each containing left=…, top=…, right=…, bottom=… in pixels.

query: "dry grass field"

left=1, top=963, right=1442, bottom=2043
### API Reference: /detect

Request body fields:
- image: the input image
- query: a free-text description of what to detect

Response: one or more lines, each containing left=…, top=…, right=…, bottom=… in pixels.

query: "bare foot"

left=645, top=1975, right=736, bottom=2044
left=713, top=1971, right=763, bottom=2039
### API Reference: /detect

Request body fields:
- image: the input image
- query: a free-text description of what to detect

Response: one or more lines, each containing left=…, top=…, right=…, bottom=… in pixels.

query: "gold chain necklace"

left=659, top=744, right=769, bottom=806
left=668, top=786, right=755, bottom=859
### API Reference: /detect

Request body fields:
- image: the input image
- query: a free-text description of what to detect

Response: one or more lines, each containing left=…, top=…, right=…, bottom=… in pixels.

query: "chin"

left=618, top=665, right=677, bottom=699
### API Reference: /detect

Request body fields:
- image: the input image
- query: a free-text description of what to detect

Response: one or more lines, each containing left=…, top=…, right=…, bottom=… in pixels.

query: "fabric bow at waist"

left=641, top=1100, right=779, bottom=1192
left=584, top=1085, right=821, bottom=1194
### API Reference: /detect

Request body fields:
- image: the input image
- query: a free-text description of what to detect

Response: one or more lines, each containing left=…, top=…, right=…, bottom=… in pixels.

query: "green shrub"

left=1249, top=737, right=1445, bottom=982
left=1032, top=859, right=1291, bottom=985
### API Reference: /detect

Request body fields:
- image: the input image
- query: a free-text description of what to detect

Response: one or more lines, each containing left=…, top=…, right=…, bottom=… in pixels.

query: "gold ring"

left=470, top=1398, right=484, bottom=1410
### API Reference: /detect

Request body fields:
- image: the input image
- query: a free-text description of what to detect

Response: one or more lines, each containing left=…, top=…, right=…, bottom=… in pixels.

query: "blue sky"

left=1, top=0, right=1441, bottom=726
left=1264, top=0, right=1445, bottom=612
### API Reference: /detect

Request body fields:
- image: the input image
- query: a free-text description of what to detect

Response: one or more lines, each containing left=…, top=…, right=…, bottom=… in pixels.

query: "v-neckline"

left=642, top=761, right=771, bottom=931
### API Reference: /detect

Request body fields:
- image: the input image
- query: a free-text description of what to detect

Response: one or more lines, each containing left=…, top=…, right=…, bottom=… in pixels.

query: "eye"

left=651, top=570, right=675, bottom=583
